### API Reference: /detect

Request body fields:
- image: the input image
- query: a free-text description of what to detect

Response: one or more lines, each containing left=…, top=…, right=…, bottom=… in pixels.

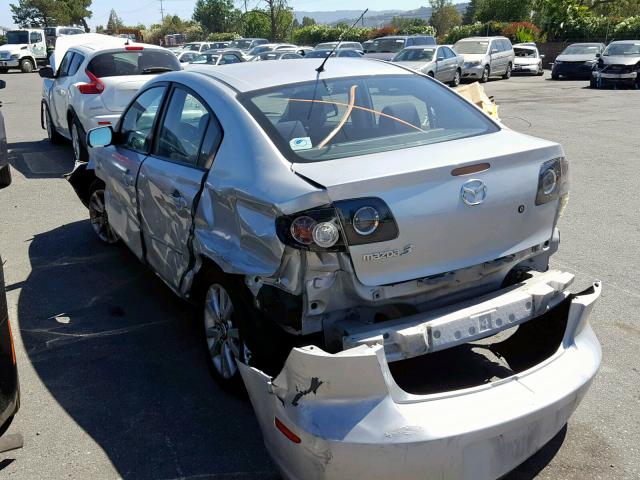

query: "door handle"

left=171, top=190, right=188, bottom=210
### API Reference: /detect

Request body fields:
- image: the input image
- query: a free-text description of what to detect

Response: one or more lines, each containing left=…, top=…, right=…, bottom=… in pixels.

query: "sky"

left=1, top=0, right=467, bottom=30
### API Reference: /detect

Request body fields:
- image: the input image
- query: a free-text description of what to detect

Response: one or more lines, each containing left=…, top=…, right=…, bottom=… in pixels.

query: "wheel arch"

left=67, top=163, right=101, bottom=208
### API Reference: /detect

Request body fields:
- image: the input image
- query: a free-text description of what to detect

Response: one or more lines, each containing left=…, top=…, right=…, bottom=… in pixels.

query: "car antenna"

left=316, top=8, right=368, bottom=73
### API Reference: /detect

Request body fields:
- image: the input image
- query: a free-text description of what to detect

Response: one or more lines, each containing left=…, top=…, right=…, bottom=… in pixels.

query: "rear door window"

left=119, top=86, right=166, bottom=153
left=87, top=50, right=180, bottom=77
left=153, top=88, right=211, bottom=166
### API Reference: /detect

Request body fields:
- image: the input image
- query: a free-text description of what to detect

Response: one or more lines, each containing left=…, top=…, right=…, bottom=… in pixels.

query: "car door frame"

left=51, top=49, right=76, bottom=134
left=136, top=82, right=224, bottom=290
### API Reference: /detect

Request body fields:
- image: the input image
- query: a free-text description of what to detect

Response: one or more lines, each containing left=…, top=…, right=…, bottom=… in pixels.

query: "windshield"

left=514, top=48, right=536, bottom=58
left=454, top=41, right=489, bottom=55
left=562, top=45, right=601, bottom=55
left=87, top=50, right=181, bottom=77
left=240, top=74, right=499, bottom=163
left=231, top=39, right=253, bottom=49
left=7, top=31, right=29, bottom=44
left=394, top=48, right=435, bottom=62
left=184, top=43, right=202, bottom=51
left=191, top=54, right=219, bottom=64
left=603, top=43, right=640, bottom=56
left=372, top=38, right=406, bottom=53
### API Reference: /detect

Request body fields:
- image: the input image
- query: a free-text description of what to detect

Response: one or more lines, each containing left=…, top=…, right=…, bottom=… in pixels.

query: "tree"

left=241, top=10, right=271, bottom=38
left=463, top=0, right=478, bottom=24
left=192, top=0, right=236, bottom=34
left=475, top=0, right=532, bottom=23
left=10, top=0, right=91, bottom=30
left=391, top=17, right=428, bottom=30
left=264, top=0, right=293, bottom=41
left=429, top=0, right=462, bottom=36
left=301, top=16, right=316, bottom=27
left=106, top=9, right=123, bottom=32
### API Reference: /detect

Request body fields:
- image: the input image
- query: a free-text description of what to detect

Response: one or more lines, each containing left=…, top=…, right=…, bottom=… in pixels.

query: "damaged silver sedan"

left=69, top=59, right=601, bottom=479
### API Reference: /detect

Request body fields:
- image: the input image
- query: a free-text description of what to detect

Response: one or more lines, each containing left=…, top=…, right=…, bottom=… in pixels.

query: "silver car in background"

left=454, top=36, right=515, bottom=82
left=591, top=40, right=640, bottom=88
left=71, top=59, right=600, bottom=480
left=392, top=45, right=463, bottom=86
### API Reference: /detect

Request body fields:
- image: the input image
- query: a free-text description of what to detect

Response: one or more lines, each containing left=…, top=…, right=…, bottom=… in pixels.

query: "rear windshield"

left=240, top=74, right=499, bottom=163
left=562, top=45, right=601, bottom=55
left=87, top=50, right=180, bottom=77
left=454, top=41, right=489, bottom=55
left=372, top=38, right=406, bottom=53
left=394, top=48, right=435, bottom=62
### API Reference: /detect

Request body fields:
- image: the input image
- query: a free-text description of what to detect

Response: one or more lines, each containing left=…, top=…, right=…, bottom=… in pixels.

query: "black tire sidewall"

left=70, top=117, right=89, bottom=162
left=0, top=164, right=11, bottom=188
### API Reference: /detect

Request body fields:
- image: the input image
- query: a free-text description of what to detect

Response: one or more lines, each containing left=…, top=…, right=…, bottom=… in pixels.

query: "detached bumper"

left=240, top=278, right=601, bottom=480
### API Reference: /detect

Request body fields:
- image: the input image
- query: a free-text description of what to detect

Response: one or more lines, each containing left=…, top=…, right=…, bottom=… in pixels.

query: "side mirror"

left=39, top=66, right=55, bottom=79
left=0, top=80, right=5, bottom=90
left=87, top=126, right=113, bottom=148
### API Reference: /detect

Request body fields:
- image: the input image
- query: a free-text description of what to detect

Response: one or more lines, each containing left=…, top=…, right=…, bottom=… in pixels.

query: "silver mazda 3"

left=70, top=59, right=601, bottom=480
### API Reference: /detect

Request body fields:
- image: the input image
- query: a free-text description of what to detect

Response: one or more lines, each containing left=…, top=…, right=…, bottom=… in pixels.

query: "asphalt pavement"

left=0, top=69, right=638, bottom=479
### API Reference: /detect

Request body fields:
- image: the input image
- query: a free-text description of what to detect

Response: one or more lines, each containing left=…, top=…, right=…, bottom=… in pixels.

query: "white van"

left=453, top=36, right=515, bottom=82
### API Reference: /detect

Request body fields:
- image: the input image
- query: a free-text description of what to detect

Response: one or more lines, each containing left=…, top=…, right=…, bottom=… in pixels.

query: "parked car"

left=246, top=43, right=298, bottom=59
left=591, top=40, right=640, bottom=88
left=209, top=42, right=231, bottom=50
left=176, top=50, right=200, bottom=63
left=304, top=49, right=362, bottom=59
left=229, top=38, right=269, bottom=52
left=392, top=45, right=463, bottom=86
left=551, top=43, right=605, bottom=80
left=365, top=35, right=437, bottom=60
left=295, top=47, right=314, bottom=57
left=513, top=43, right=544, bottom=75
left=39, top=34, right=181, bottom=164
left=181, top=42, right=215, bottom=53
left=252, top=51, right=303, bottom=61
left=0, top=28, right=48, bottom=73
left=0, top=79, right=21, bottom=447
left=70, top=58, right=599, bottom=480
left=315, top=41, right=364, bottom=53
left=453, top=36, right=515, bottom=82
left=362, top=40, right=375, bottom=53
left=44, top=25, right=85, bottom=48
left=187, top=51, right=245, bottom=66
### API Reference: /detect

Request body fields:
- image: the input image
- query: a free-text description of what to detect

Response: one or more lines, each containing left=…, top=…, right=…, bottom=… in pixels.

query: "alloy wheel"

left=452, top=70, right=461, bottom=87
left=88, top=189, right=118, bottom=244
left=204, top=284, right=248, bottom=380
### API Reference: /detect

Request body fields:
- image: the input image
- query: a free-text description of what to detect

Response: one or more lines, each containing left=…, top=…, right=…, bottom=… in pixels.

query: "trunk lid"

left=292, top=130, right=563, bottom=287
left=99, top=76, right=156, bottom=113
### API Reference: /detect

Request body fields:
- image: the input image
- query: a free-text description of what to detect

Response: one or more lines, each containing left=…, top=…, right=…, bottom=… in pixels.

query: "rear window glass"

left=240, top=74, right=499, bottom=163
left=87, top=50, right=180, bottom=77
left=394, top=48, right=435, bottom=62
left=372, top=38, right=406, bottom=53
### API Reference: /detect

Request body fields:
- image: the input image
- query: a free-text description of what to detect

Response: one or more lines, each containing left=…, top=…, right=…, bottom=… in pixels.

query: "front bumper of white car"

left=0, top=60, right=20, bottom=68
left=240, top=272, right=601, bottom=480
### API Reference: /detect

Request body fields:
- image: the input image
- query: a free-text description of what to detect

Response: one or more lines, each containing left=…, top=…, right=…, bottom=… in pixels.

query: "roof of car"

left=187, top=58, right=410, bottom=92
left=609, top=39, right=640, bottom=44
left=457, top=36, right=507, bottom=41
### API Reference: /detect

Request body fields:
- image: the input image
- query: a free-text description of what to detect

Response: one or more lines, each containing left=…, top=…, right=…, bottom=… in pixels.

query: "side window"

left=120, top=86, right=166, bottom=153
left=221, top=54, right=241, bottom=65
left=154, top=87, right=210, bottom=166
left=67, top=54, right=85, bottom=76
left=406, top=38, right=414, bottom=47
left=30, top=32, right=42, bottom=43
left=57, top=52, right=75, bottom=77
left=444, top=47, right=456, bottom=58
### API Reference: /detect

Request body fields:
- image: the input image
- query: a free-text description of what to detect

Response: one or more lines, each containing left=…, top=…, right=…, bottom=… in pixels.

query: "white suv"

left=39, top=34, right=180, bottom=163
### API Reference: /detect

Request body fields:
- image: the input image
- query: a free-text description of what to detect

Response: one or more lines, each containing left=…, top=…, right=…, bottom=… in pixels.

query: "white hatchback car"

left=39, top=34, right=181, bottom=163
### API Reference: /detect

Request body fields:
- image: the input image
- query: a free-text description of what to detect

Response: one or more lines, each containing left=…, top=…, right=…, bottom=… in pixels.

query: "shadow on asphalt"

left=14, top=220, right=278, bottom=479
left=8, top=140, right=74, bottom=179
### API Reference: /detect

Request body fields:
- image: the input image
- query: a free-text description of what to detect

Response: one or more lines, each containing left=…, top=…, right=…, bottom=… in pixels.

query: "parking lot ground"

left=0, top=70, right=639, bottom=479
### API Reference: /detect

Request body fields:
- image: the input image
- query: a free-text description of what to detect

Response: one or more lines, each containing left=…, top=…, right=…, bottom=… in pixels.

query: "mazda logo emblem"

left=461, top=179, right=487, bottom=206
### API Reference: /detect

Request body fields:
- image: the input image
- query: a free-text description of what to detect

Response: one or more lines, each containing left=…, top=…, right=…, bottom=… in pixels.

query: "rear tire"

left=480, top=65, right=490, bottom=83
left=88, top=181, right=119, bottom=245
left=502, top=63, right=512, bottom=80
left=450, top=69, right=461, bottom=87
left=20, top=59, right=34, bottom=73
left=0, top=164, right=11, bottom=188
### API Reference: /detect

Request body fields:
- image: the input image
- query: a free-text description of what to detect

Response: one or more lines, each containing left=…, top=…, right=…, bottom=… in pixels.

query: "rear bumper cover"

left=240, top=276, right=601, bottom=480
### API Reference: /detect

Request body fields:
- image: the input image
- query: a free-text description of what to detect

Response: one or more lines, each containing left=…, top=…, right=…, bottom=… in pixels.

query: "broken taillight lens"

left=77, top=70, right=105, bottom=95
left=275, top=417, right=301, bottom=444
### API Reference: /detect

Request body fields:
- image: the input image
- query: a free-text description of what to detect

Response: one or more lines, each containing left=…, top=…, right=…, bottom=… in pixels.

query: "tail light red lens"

left=78, top=70, right=105, bottom=95
left=125, top=46, right=144, bottom=51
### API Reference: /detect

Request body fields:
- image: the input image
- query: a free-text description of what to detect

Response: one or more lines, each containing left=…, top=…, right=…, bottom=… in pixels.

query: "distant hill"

left=295, top=4, right=469, bottom=28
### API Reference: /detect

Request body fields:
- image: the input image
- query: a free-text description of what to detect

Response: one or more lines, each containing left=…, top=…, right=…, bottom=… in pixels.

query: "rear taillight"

left=77, top=70, right=105, bottom=95
left=276, top=198, right=398, bottom=251
left=125, top=45, right=144, bottom=51
left=536, top=157, right=568, bottom=206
